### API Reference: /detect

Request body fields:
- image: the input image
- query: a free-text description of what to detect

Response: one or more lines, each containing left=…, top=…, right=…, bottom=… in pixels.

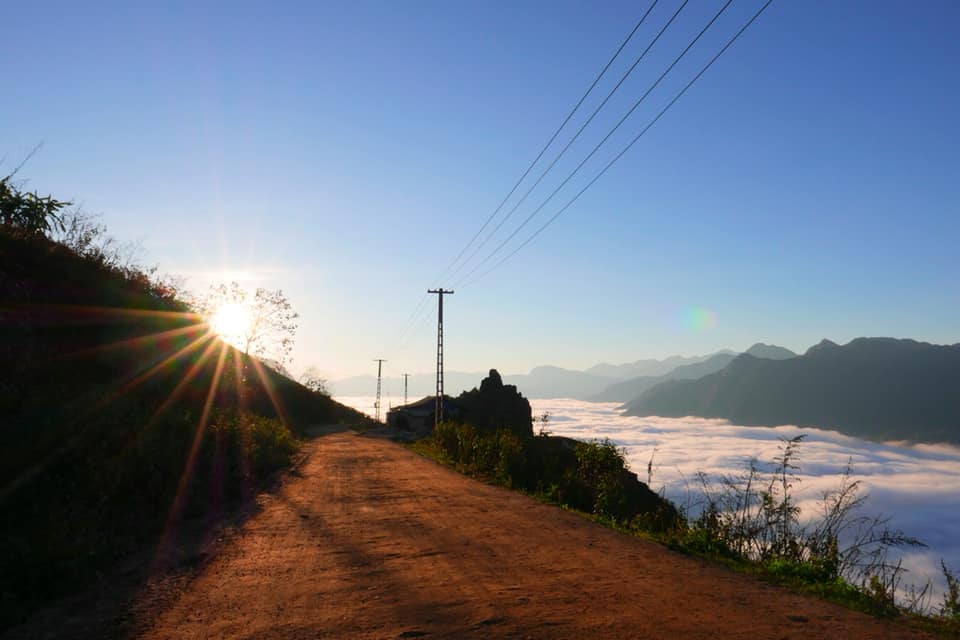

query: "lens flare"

left=680, top=306, right=717, bottom=332
left=209, top=303, right=251, bottom=349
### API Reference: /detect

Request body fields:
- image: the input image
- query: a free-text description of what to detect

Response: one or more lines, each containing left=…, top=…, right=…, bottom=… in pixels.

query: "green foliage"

left=428, top=423, right=680, bottom=530
left=943, top=561, right=960, bottom=620
left=0, top=175, right=71, bottom=235
left=573, top=439, right=636, bottom=520
left=654, top=436, right=937, bottom=624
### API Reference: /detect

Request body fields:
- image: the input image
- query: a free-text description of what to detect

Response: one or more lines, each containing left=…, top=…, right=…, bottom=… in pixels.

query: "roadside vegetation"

left=0, top=174, right=362, bottom=630
left=412, top=422, right=960, bottom=637
left=664, top=437, right=959, bottom=627
left=416, top=420, right=680, bottom=530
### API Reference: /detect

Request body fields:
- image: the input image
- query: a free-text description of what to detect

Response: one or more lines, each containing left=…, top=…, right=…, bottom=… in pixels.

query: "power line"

left=455, top=0, right=737, bottom=287
left=435, top=1, right=660, bottom=286
left=386, top=291, right=430, bottom=357
left=381, top=3, right=661, bottom=373
left=463, top=0, right=776, bottom=288
left=448, top=0, right=687, bottom=284
left=389, top=293, right=436, bottom=358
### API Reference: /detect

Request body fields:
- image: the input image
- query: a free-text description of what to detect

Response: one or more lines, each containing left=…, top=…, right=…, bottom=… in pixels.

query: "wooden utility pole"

left=373, top=358, right=387, bottom=422
left=427, top=289, right=453, bottom=428
left=402, top=373, right=410, bottom=405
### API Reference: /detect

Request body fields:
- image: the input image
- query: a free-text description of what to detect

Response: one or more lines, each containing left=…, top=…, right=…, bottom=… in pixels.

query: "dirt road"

left=127, top=431, right=929, bottom=639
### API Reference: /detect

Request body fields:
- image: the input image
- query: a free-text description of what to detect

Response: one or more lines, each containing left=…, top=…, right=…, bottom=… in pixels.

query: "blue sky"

left=3, top=0, right=958, bottom=379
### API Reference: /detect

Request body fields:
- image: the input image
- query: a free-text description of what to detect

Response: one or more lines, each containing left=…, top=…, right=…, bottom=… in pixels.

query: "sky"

left=3, top=0, right=959, bottom=379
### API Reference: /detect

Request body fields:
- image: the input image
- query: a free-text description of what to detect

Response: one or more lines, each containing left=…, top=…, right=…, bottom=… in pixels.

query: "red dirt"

left=4, top=430, right=930, bottom=639
left=130, top=431, right=927, bottom=639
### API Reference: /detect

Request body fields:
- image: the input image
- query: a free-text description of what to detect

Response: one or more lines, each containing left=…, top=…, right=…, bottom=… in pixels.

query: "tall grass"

left=666, top=435, right=960, bottom=629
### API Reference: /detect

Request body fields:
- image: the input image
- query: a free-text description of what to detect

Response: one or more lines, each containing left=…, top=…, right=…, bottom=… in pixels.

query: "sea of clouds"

left=337, top=396, right=960, bottom=605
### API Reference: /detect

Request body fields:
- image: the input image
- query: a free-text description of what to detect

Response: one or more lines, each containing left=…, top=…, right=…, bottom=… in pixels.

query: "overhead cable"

left=456, top=0, right=738, bottom=287
left=463, top=0, right=776, bottom=287
left=436, top=1, right=660, bottom=284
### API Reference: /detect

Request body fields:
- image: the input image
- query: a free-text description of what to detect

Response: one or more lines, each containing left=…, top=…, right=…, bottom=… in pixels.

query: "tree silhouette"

left=199, top=281, right=299, bottom=365
left=299, top=366, right=329, bottom=396
left=0, top=175, right=70, bottom=235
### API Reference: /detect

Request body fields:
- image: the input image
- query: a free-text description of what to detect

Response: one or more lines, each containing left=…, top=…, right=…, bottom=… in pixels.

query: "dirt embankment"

left=11, top=431, right=930, bottom=639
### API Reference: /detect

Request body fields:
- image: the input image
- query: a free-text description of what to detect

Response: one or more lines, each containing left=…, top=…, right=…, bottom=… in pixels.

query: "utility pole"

left=427, top=288, right=453, bottom=429
left=402, top=373, right=410, bottom=405
left=373, top=358, right=387, bottom=422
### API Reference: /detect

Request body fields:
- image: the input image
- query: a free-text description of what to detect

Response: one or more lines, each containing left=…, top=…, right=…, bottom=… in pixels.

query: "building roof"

left=387, top=395, right=460, bottom=417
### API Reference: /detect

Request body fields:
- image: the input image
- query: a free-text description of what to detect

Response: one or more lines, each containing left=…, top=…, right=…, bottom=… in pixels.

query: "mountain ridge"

left=589, top=344, right=796, bottom=403
left=331, top=345, right=797, bottom=401
left=623, top=337, right=960, bottom=444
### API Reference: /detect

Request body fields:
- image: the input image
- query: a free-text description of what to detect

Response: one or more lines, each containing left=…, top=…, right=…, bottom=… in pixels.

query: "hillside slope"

left=624, top=338, right=960, bottom=443
left=0, top=229, right=365, bottom=629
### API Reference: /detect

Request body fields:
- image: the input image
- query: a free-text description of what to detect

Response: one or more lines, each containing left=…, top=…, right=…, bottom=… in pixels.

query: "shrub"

left=943, top=561, right=960, bottom=620
left=0, top=175, right=70, bottom=235
left=428, top=423, right=678, bottom=530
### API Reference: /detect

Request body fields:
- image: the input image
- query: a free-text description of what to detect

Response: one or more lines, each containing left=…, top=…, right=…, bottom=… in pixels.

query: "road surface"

left=128, top=430, right=929, bottom=639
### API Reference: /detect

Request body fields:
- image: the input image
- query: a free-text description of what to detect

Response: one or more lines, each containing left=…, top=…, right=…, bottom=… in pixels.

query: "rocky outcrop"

left=456, top=369, right=532, bottom=437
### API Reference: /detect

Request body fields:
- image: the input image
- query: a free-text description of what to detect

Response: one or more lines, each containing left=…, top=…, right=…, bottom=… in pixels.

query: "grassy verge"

left=407, top=430, right=960, bottom=639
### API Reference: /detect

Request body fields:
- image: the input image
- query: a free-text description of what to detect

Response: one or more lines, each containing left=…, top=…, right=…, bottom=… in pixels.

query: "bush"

left=574, top=439, right=636, bottom=520
left=0, top=175, right=70, bottom=235
left=429, top=423, right=679, bottom=530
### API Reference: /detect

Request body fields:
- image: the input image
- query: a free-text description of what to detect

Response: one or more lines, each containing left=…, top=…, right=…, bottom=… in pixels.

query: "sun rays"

left=1, top=300, right=292, bottom=537
left=208, top=302, right=252, bottom=351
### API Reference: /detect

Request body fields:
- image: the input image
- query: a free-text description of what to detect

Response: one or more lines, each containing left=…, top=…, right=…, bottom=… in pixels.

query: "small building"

left=386, top=395, right=462, bottom=434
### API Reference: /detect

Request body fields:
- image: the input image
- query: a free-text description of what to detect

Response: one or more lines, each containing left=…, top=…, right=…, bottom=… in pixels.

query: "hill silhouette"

left=590, top=343, right=795, bottom=403
left=623, top=337, right=960, bottom=444
left=0, top=227, right=365, bottom=629
left=331, top=349, right=780, bottom=401
left=743, top=342, right=797, bottom=360
left=584, top=353, right=724, bottom=379
left=332, top=366, right=619, bottom=400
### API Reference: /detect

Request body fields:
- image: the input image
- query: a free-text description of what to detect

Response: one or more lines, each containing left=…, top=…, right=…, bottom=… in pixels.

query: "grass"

left=408, top=428, right=960, bottom=639
left=411, top=422, right=680, bottom=530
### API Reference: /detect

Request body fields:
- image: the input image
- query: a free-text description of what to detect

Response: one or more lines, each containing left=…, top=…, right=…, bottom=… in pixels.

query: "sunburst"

left=209, top=302, right=251, bottom=350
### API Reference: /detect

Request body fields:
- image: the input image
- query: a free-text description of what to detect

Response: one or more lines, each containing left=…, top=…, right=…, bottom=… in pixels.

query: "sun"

left=209, top=302, right=251, bottom=349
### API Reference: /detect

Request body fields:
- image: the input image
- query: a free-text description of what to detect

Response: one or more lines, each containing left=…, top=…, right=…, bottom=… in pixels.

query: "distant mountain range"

left=624, top=338, right=960, bottom=444
left=330, top=343, right=795, bottom=401
left=590, top=343, right=796, bottom=403
left=329, top=367, right=619, bottom=400
left=584, top=354, right=728, bottom=380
